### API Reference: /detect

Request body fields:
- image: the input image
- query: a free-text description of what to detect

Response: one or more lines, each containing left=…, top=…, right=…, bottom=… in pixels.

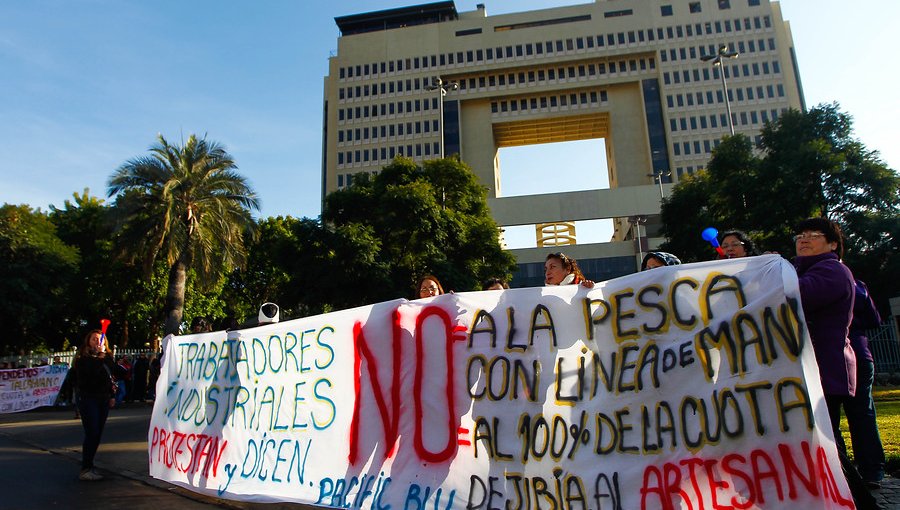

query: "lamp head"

left=258, top=303, right=280, bottom=325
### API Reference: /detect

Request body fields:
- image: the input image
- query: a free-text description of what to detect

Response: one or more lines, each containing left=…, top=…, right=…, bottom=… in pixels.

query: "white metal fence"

left=0, top=348, right=159, bottom=368
left=870, top=322, right=900, bottom=374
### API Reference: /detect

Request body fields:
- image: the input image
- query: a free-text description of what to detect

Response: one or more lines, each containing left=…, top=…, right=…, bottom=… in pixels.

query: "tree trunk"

left=163, top=259, right=188, bottom=336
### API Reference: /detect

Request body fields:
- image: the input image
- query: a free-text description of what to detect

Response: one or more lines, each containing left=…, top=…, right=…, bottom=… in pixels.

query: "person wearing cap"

left=640, top=251, right=681, bottom=271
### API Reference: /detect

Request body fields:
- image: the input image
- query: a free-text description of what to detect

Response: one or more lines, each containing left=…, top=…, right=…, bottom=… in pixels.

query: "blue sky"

left=1, top=1, right=897, bottom=247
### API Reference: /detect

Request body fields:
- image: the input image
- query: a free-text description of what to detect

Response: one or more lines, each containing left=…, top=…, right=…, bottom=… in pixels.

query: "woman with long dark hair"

left=70, top=329, right=117, bottom=481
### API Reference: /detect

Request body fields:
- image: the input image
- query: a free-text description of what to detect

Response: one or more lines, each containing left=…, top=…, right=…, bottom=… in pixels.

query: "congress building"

left=322, top=0, right=803, bottom=285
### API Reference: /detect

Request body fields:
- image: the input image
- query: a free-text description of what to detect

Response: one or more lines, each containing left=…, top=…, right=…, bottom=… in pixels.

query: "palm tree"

left=108, top=134, right=259, bottom=336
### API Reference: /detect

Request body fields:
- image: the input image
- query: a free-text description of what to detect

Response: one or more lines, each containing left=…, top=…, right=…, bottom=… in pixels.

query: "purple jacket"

left=793, top=252, right=856, bottom=397
left=850, top=280, right=881, bottom=363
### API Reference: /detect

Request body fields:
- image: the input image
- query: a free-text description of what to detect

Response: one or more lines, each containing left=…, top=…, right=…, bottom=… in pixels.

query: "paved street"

left=0, top=403, right=898, bottom=509
left=0, top=403, right=304, bottom=510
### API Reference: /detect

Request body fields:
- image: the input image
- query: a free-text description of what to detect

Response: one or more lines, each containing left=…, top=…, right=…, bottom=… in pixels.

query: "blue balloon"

left=701, top=227, right=720, bottom=246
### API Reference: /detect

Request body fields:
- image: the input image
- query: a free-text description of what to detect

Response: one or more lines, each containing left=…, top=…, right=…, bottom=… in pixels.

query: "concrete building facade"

left=322, top=0, right=803, bottom=285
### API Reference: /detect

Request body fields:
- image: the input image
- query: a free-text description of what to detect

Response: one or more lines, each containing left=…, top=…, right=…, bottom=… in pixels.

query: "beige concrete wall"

left=458, top=98, right=498, bottom=196
left=324, top=0, right=804, bottom=251
left=606, top=82, right=651, bottom=188
left=488, top=184, right=671, bottom=226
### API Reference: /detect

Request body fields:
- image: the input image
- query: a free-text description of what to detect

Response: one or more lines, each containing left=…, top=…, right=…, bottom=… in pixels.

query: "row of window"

left=336, top=143, right=441, bottom=170
left=337, top=15, right=773, bottom=82
left=337, top=98, right=439, bottom=124
left=669, top=107, right=783, bottom=135
left=666, top=83, right=784, bottom=111
left=337, top=120, right=441, bottom=146
left=665, top=0, right=762, bottom=17
left=336, top=171, right=377, bottom=189
left=339, top=57, right=655, bottom=103
left=663, top=60, right=781, bottom=87
left=489, top=90, right=608, bottom=115
left=332, top=110, right=787, bottom=172
left=671, top=110, right=785, bottom=160
left=455, top=57, right=655, bottom=93
left=675, top=165, right=703, bottom=178
left=659, top=37, right=776, bottom=64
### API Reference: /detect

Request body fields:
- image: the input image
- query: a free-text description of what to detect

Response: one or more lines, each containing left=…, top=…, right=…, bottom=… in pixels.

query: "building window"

left=660, top=5, right=673, bottom=16
left=689, top=2, right=702, bottom=13
left=718, top=0, right=731, bottom=9
left=604, top=9, right=633, bottom=18
left=748, top=0, right=760, bottom=5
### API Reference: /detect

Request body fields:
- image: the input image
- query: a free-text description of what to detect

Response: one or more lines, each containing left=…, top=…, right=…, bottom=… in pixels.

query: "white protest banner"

left=148, top=255, right=854, bottom=509
left=0, top=364, right=68, bottom=413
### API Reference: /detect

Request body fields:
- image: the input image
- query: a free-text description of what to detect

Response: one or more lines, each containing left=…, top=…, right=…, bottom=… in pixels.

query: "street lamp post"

left=700, top=45, right=739, bottom=136
left=648, top=169, right=672, bottom=199
left=628, top=215, right=648, bottom=271
left=425, top=77, right=458, bottom=158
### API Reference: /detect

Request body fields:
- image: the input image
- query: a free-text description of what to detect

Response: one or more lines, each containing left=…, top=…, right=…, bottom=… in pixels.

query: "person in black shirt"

left=70, top=329, right=117, bottom=481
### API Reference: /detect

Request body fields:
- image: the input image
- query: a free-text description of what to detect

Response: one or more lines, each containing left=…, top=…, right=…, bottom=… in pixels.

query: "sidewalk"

left=0, top=403, right=898, bottom=509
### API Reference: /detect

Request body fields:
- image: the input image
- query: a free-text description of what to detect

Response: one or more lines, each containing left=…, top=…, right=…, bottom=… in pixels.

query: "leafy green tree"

left=0, top=204, right=78, bottom=353
left=49, top=190, right=124, bottom=344
left=107, top=134, right=260, bottom=335
left=277, top=217, right=387, bottom=315
left=659, top=103, right=900, bottom=308
left=322, top=157, right=517, bottom=304
left=221, top=216, right=298, bottom=325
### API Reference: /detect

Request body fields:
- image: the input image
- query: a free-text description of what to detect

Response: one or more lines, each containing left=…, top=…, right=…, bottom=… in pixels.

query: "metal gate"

left=869, top=323, right=900, bottom=375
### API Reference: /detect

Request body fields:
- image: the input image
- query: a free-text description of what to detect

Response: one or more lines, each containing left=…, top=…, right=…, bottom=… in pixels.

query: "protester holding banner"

left=792, top=218, right=856, bottom=426
left=719, top=229, right=760, bottom=258
left=70, top=329, right=118, bottom=481
left=845, top=279, right=886, bottom=487
left=640, top=251, right=681, bottom=270
left=416, top=274, right=444, bottom=298
left=544, top=252, right=594, bottom=287
left=481, top=277, right=508, bottom=290
left=147, top=354, right=160, bottom=400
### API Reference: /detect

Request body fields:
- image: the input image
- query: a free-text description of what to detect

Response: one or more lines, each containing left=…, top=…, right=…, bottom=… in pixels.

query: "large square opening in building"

left=497, top=139, right=614, bottom=248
